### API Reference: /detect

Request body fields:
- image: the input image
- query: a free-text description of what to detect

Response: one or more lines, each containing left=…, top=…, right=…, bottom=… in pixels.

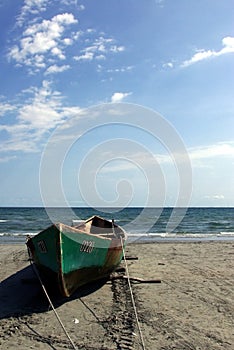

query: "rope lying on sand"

left=27, top=250, right=78, bottom=350
left=120, top=237, right=147, bottom=350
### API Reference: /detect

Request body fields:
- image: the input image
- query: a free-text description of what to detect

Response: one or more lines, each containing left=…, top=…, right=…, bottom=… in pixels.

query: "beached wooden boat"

left=26, top=216, right=126, bottom=297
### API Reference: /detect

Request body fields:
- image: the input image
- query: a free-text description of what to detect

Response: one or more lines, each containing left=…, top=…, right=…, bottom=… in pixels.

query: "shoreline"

left=1, top=233, right=234, bottom=245
left=1, top=241, right=233, bottom=349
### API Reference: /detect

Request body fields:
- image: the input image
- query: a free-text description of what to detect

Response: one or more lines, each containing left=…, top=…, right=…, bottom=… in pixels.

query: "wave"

left=0, top=219, right=9, bottom=223
left=0, top=232, right=38, bottom=237
left=127, top=231, right=234, bottom=242
left=1, top=231, right=234, bottom=238
left=218, top=231, right=234, bottom=236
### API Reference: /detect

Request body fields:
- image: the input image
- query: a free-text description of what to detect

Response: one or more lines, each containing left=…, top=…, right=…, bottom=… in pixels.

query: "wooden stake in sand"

left=110, top=275, right=161, bottom=284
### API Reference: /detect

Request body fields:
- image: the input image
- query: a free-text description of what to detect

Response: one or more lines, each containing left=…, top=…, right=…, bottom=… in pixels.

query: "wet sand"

left=0, top=241, right=233, bottom=349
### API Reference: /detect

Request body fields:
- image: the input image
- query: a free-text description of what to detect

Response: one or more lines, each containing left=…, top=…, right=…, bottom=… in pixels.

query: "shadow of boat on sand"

left=0, top=264, right=108, bottom=320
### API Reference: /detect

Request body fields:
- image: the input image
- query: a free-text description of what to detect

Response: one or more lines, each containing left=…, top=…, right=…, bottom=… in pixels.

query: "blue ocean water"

left=0, top=207, right=234, bottom=244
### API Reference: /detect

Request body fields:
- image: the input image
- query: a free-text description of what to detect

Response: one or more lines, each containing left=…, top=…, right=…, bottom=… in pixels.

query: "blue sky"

left=0, top=0, right=234, bottom=207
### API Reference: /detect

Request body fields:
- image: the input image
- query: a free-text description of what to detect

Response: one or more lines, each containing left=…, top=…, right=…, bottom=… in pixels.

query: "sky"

left=0, top=0, right=234, bottom=208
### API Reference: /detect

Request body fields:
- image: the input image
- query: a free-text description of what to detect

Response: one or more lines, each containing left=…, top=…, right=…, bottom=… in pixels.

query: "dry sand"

left=0, top=241, right=233, bottom=350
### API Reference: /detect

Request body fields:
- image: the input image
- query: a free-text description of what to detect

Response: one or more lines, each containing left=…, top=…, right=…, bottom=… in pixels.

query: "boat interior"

left=74, top=216, right=124, bottom=239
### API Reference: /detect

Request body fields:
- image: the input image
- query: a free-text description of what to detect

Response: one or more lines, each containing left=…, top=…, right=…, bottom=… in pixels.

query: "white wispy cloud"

left=181, top=36, right=234, bottom=67
left=74, top=51, right=94, bottom=61
left=152, top=142, right=234, bottom=166
left=189, top=142, right=234, bottom=160
left=0, top=155, right=17, bottom=163
left=16, top=0, right=49, bottom=27
left=0, top=102, right=16, bottom=116
left=109, top=45, right=125, bottom=53
left=10, top=5, right=125, bottom=77
left=9, top=13, right=78, bottom=72
left=107, top=66, right=134, bottom=73
left=98, top=161, right=136, bottom=174
left=0, top=80, right=82, bottom=153
left=204, top=194, right=225, bottom=201
left=18, top=80, right=66, bottom=129
left=155, top=0, right=165, bottom=6
left=111, top=92, right=131, bottom=103
left=89, top=142, right=234, bottom=178
left=45, top=64, right=70, bottom=75
left=213, top=195, right=225, bottom=199
left=16, top=0, right=83, bottom=27
left=60, top=0, right=85, bottom=10
left=162, top=62, right=174, bottom=69
left=73, top=35, right=125, bottom=62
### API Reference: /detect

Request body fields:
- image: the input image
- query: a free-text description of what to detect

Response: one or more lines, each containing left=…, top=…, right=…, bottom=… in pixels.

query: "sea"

left=0, top=207, right=234, bottom=244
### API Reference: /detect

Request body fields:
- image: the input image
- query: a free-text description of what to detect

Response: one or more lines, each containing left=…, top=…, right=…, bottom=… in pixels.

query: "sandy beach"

left=0, top=241, right=233, bottom=349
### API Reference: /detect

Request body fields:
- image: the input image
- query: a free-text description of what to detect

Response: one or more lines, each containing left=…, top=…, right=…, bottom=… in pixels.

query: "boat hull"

left=27, top=218, right=126, bottom=297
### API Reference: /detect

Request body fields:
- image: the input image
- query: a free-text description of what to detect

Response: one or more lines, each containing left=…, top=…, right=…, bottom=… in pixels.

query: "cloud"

left=0, top=156, right=17, bottom=163
left=107, top=66, right=134, bottom=73
left=74, top=51, right=94, bottom=61
left=18, top=80, right=66, bottom=129
left=181, top=36, right=234, bottom=67
left=8, top=13, right=78, bottom=72
left=162, top=62, right=174, bottom=69
left=60, top=0, right=85, bottom=10
left=98, top=161, right=136, bottom=174
left=0, top=102, right=16, bottom=116
left=155, top=0, right=165, bottom=6
left=16, top=0, right=49, bottom=27
left=73, top=35, right=125, bottom=62
left=0, top=80, right=82, bottom=153
left=110, top=45, right=125, bottom=53
left=45, top=64, right=70, bottom=75
left=131, top=142, right=234, bottom=167
left=111, top=92, right=131, bottom=103
left=213, top=195, right=225, bottom=200
left=16, top=0, right=82, bottom=27
left=189, top=142, right=234, bottom=160
left=11, top=5, right=125, bottom=75
left=204, top=194, right=225, bottom=200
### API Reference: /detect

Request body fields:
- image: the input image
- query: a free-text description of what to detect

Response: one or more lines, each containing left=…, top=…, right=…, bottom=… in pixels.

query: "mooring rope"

left=28, top=253, right=78, bottom=350
left=120, top=237, right=146, bottom=350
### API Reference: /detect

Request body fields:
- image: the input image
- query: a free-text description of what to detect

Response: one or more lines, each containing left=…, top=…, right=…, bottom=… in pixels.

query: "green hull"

left=27, top=217, right=126, bottom=297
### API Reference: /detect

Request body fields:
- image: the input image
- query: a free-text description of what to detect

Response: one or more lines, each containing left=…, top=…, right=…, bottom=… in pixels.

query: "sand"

left=0, top=241, right=233, bottom=350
